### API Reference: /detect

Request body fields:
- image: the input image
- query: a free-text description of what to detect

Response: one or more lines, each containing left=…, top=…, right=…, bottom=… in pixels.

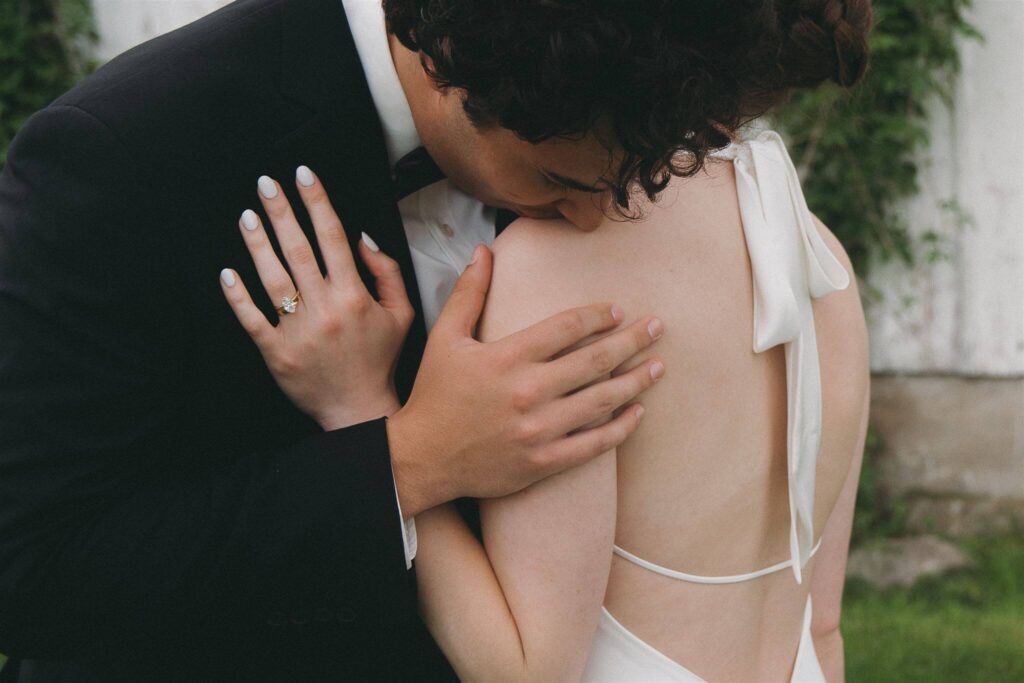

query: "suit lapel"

left=276, top=0, right=428, bottom=402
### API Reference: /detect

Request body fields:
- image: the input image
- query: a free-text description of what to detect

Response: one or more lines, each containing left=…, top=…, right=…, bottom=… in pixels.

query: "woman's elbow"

left=811, top=600, right=843, bottom=640
left=812, top=627, right=845, bottom=683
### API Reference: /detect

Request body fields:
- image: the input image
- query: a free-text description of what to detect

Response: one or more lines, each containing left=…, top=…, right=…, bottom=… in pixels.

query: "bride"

left=413, top=128, right=870, bottom=681
left=226, top=1, right=871, bottom=680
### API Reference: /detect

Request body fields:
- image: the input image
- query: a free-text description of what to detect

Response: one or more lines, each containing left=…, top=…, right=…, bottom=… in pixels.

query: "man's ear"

left=417, top=52, right=443, bottom=91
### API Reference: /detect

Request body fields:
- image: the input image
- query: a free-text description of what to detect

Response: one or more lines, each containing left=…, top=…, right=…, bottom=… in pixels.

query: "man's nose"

left=556, top=195, right=610, bottom=232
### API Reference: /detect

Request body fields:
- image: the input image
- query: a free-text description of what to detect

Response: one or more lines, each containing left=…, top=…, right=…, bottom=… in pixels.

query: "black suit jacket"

left=0, top=0, right=455, bottom=679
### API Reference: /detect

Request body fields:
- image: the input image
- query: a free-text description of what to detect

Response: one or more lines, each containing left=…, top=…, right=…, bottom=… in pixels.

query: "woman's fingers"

left=358, top=233, right=415, bottom=328
left=246, top=168, right=408, bottom=333
left=547, top=316, right=664, bottom=395
left=294, top=166, right=361, bottom=287
left=256, top=175, right=326, bottom=299
left=237, top=209, right=298, bottom=307
left=219, top=268, right=276, bottom=347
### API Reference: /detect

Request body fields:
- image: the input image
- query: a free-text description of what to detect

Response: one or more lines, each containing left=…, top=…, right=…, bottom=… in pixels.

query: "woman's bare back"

left=489, top=147, right=869, bottom=680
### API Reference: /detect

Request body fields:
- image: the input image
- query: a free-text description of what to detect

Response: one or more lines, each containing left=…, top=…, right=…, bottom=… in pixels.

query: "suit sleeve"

left=0, top=105, right=417, bottom=660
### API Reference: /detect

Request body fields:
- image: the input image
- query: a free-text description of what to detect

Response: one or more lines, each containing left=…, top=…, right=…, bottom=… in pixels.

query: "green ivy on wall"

left=773, top=0, right=980, bottom=277
left=0, top=0, right=96, bottom=166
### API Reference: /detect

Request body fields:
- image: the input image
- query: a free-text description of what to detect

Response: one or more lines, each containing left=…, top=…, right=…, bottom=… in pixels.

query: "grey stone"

left=846, top=535, right=974, bottom=589
left=870, top=375, right=1024, bottom=501
left=905, top=496, right=1024, bottom=536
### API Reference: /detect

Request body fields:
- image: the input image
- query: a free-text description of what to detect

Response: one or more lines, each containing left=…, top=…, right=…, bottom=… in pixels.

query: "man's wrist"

left=317, top=393, right=401, bottom=432
left=385, top=407, right=451, bottom=519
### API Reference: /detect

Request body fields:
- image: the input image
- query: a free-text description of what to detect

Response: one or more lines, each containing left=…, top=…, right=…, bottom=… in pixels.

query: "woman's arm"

left=811, top=387, right=868, bottom=679
left=415, top=450, right=616, bottom=681
left=808, top=216, right=871, bottom=682
left=413, top=222, right=659, bottom=681
left=809, top=390, right=868, bottom=682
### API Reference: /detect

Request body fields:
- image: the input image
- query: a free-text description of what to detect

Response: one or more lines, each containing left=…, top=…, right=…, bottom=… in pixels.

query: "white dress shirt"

left=342, top=0, right=497, bottom=568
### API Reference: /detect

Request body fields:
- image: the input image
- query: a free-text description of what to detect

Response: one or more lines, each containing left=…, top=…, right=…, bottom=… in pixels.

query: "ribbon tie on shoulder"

left=713, top=131, right=851, bottom=583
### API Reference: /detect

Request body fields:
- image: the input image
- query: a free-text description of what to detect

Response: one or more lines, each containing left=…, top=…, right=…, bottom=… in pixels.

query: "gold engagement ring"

left=275, top=291, right=301, bottom=316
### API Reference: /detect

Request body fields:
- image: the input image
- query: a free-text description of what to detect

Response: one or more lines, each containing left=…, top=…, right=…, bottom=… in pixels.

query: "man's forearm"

left=0, top=421, right=414, bottom=659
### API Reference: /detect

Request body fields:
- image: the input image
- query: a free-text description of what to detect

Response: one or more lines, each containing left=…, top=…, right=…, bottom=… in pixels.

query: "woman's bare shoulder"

left=480, top=217, right=611, bottom=342
left=809, top=214, right=870, bottom=391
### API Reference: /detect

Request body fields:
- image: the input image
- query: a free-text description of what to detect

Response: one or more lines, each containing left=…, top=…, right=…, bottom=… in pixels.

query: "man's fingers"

left=294, top=166, right=360, bottom=285
left=553, top=359, right=663, bottom=434
left=435, top=245, right=493, bottom=338
left=503, top=303, right=623, bottom=362
left=219, top=268, right=275, bottom=346
left=536, top=403, right=646, bottom=476
left=548, top=316, right=664, bottom=395
left=359, top=233, right=414, bottom=327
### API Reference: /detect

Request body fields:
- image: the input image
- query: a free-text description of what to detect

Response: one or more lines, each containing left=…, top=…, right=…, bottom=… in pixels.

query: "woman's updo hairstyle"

left=778, top=0, right=873, bottom=88
left=383, top=0, right=874, bottom=212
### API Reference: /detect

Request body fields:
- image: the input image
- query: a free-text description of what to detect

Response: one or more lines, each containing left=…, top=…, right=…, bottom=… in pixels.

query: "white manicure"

left=220, top=269, right=236, bottom=287
left=241, top=209, right=258, bottom=231
left=296, top=165, right=315, bottom=188
left=361, top=232, right=381, bottom=253
left=258, top=176, right=278, bottom=199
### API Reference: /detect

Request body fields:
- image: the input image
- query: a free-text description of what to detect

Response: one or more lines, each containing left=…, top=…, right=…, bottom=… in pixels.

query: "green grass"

left=843, top=535, right=1024, bottom=682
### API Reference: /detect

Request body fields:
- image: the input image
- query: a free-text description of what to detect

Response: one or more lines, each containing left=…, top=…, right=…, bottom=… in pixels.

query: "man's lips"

left=505, top=204, right=560, bottom=220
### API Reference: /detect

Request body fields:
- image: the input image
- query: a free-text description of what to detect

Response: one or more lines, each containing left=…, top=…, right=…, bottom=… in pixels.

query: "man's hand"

left=388, top=244, right=665, bottom=518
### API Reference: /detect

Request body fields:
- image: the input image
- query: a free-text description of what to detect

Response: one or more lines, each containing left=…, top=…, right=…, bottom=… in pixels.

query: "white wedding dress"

left=581, top=131, right=851, bottom=682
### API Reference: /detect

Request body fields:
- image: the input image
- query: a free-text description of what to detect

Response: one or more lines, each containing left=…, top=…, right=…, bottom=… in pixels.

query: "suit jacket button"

left=335, top=607, right=356, bottom=623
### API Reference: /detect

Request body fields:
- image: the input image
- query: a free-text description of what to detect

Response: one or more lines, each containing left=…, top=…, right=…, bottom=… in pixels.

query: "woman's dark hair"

left=383, top=0, right=873, bottom=212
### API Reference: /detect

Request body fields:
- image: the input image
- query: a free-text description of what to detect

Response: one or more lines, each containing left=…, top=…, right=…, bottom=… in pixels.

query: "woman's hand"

left=219, top=166, right=414, bottom=431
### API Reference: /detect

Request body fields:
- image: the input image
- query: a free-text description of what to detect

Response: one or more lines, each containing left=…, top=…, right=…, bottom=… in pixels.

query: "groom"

left=0, top=0, right=695, bottom=680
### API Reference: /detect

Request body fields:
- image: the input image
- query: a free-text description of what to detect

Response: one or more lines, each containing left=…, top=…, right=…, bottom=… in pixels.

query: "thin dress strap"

left=613, top=131, right=850, bottom=585
left=613, top=538, right=824, bottom=585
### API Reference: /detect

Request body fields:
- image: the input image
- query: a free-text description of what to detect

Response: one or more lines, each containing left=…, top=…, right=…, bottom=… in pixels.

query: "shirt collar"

left=341, top=0, right=422, bottom=167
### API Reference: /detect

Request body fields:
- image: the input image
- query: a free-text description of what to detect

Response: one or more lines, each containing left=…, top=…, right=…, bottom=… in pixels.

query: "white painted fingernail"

left=361, top=232, right=380, bottom=252
left=220, top=268, right=236, bottom=287
left=296, top=165, right=315, bottom=188
left=258, top=175, right=278, bottom=199
left=241, top=209, right=258, bottom=231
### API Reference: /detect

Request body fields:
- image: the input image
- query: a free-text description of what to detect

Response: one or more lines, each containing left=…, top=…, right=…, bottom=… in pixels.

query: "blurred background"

left=1, top=0, right=1021, bottom=680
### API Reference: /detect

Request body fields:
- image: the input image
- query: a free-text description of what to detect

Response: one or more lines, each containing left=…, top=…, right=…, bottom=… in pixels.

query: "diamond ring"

left=275, top=291, right=301, bottom=316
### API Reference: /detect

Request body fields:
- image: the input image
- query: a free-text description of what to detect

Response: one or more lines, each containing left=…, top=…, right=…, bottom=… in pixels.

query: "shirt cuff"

left=392, top=469, right=418, bottom=569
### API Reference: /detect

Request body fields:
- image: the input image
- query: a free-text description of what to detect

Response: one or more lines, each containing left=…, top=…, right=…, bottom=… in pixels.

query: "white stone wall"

left=92, top=0, right=233, bottom=62
left=92, top=1, right=1024, bottom=379
left=866, top=0, right=1024, bottom=377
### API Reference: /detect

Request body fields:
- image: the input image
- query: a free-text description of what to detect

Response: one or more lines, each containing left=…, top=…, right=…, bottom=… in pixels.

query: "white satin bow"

left=713, top=131, right=851, bottom=583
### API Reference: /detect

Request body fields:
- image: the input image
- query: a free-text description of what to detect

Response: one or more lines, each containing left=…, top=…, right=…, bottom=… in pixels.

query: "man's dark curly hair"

left=383, top=0, right=872, bottom=212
